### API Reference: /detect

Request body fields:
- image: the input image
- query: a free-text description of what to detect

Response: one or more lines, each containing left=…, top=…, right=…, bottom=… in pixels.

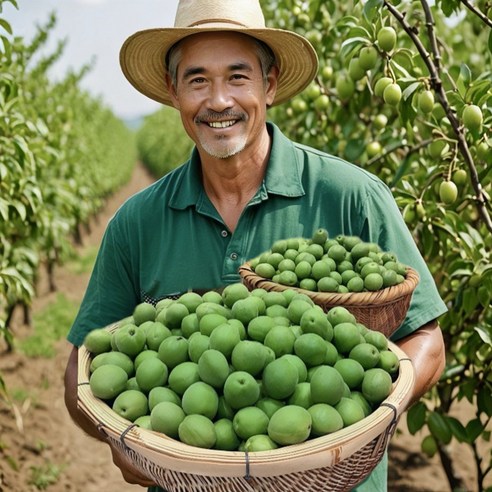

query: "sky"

left=4, top=0, right=180, bottom=119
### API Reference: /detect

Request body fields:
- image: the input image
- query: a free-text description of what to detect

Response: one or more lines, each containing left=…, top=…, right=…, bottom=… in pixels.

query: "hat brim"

left=120, top=27, right=318, bottom=107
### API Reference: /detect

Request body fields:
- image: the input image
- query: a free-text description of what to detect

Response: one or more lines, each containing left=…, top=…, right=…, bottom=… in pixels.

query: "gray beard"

left=199, top=134, right=248, bottom=159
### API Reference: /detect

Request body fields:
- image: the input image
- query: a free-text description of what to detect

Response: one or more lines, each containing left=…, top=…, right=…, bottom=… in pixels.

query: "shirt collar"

left=169, top=122, right=305, bottom=210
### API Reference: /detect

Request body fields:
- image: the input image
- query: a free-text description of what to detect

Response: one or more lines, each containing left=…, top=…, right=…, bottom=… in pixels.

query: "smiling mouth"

left=207, top=120, right=237, bottom=128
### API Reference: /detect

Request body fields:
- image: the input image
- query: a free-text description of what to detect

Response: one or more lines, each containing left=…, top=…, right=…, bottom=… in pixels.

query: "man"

left=64, top=0, right=447, bottom=490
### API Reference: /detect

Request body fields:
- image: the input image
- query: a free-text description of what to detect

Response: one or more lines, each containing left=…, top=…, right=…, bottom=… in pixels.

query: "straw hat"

left=119, top=0, right=319, bottom=107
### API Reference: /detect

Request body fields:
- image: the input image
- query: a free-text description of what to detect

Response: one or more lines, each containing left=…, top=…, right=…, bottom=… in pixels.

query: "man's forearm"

left=395, top=319, right=446, bottom=405
left=64, top=344, right=107, bottom=441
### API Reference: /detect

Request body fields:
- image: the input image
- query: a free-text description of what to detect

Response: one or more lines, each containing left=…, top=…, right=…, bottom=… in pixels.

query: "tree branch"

left=383, top=0, right=492, bottom=234
left=459, top=0, right=492, bottom=29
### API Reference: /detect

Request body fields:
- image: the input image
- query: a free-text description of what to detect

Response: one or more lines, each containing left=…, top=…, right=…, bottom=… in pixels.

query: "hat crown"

left=174, top=0, right=266, bottom=29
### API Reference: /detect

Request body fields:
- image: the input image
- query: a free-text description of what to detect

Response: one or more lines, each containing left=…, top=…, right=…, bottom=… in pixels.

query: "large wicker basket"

left=239, top=263, right=420, bottom=338
left=77, top=325, right=415, bottom=492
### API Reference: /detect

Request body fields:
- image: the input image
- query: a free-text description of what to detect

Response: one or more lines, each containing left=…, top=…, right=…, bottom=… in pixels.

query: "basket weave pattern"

left=78, top=325, right=415, bottom=492
left=107, top=426, right=393, bottom=491
left=239, top=264, right=420, bottom=337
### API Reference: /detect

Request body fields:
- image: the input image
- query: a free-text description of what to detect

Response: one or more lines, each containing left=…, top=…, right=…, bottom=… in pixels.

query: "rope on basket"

left=378, top=402, right=399, bottom=454
left=96, top=422, right=109, bottom=438
left=243, top=450, right=251, bottom=481
left=120, top=424, right=138, bottom=450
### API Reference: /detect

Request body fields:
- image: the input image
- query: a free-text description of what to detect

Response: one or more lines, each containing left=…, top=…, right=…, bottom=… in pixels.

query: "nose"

left=207, top=80, right=233, bottom=112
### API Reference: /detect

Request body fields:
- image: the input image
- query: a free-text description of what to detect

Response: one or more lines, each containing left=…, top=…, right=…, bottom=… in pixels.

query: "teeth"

left=208, top=120, right=235, bottom=128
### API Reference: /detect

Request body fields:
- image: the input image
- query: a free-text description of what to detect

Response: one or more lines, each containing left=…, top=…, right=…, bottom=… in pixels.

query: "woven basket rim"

left=77, top=323, right=415, bottom=479
left=238, top=263, right=420, bottom=307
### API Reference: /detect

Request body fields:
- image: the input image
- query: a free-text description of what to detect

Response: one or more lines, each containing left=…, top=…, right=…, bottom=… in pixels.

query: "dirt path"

left=0, top=162, right=481, bottom=492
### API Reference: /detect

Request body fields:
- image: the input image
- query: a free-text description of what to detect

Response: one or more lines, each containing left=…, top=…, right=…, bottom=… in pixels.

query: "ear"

left=265, top=65, right=279, bottom=107
left=165, top=72, right=180, bottom=110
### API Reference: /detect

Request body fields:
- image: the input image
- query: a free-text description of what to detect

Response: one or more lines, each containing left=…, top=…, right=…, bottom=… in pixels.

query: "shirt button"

left=221, top=230, right=228, bottom=237
left=230, top=252, right=238, bottom=261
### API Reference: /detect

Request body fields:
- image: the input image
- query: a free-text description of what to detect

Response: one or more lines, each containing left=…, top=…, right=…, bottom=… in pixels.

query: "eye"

left=231, top=73, right=248, bottom=81
left=189, top=77, right=206, bottom=84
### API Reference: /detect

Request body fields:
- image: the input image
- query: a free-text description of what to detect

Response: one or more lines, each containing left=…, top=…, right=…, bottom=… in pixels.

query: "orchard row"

left=0, top=5, right=136, bottom=343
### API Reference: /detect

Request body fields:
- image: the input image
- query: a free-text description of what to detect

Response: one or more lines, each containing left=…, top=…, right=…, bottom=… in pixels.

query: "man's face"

left=167, top=32, right=277, bottom=160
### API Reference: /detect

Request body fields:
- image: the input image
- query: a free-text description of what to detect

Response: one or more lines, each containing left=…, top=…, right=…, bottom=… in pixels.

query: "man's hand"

left=395, top=319, right=445, bottom=406
left=109, top=444, right=156, bottom=487
left=64, top=344, right=156, bottom=487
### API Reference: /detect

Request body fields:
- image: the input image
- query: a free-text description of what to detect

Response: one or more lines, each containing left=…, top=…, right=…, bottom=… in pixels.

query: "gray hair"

left=166, top=35, right=277, bottom=89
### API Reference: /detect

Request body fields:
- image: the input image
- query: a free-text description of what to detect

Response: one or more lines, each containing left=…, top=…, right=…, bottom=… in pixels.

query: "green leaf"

left=437, top=0, right=461, bottom=16
left=0, top=18, right=12, bottom=35
left=344, top=137, right=365, bottom=162
left=0, top=198, right=8, bottom=221
left=462, top=288, right=479, bottom=316
left=446, top=416, right=468, bottom=443
left=477, top=385, right=492, bottom=417
left=363, top=0, right=383, bottom=22
left=478, top=285, right=491, bottom=308
left=474, top=325, right=492, bottom=345
left=402, top=81, right=422, bottom=101
left=428, top=411, right=452, bottom=444
left=340, top=37, right=368, bottom=60
left=440, top=364, right=465, bottom=380
left=336, top=16, right=360, bottom=29
left=459, top=63, right=472, bottom=87
left=459, top=380, right=476, bottom=403
left=465, top=418, right=484, bottom=444
left=489, top=30, right=492, bottom=55
left=407, top=402, right=427, bottom=434
left=449, top=268, right=473, bottom=278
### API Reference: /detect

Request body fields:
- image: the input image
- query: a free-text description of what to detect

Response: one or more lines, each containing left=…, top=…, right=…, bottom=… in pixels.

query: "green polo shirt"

left=68, top=122, right=446, bottom=492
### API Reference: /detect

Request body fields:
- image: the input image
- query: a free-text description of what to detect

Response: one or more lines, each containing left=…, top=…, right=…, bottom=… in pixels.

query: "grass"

left=17, top=245, right=98, bottom=358
left=29, top=461, right=65, bottom=490
left=66, top=246, right=98, bottom=275
left=18, top=293, right=78, bottom=358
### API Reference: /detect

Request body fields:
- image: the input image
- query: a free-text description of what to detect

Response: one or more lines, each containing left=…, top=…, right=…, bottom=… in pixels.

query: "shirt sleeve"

left=67, top=214, right=139, bottom=347
left=359, top=179, right=447, bottom=341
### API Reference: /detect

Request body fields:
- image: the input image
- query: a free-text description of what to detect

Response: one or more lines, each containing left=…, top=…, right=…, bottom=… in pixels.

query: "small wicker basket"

left=77, top=325, right=415, bottom=492
left=239, top=263, right=420, bottom=338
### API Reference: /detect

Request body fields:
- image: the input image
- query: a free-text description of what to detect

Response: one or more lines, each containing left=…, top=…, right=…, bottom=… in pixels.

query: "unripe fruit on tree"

left=463, top=104, right=483, bottom=131
left=305, top=30, right=323, bottom=48
left=321, top=65, right=333, bottom=81
left=476, top=141, right=491, bottom=162
left=366, top=141, right=382, bottom=158
left=314, top=94, right=330, bottom=111
left=348, top=57, right=365, bottom=81
left=291, top=98, right=308, bottom=114
left=428, top=140, right=449, bottom=159
left=297, top=13, right=311, bottom=28
left=439, top=180, right=458, bottom=205
left=469, top=273, right=482, bottom=287
left=452, top=169, right=467, bottom=186
left=421, top=435, right=438, bottom=458
left=305, top=83, right=321, bottom=101
left=373, top=114, right=388, bottom=130
left=419, top=90, right=435, bottom=114
left=336, top=74, right=355, bottom=100
left=403, top=204, right=416, bottom=224
left=383, top=83, right=402, bottom=106
left=377, top=26, right=397, bottom=52
left=416, top=201, right=426, bottom=219
left=358, top=46, right=378, bottom=71
left=374, top=77, right=393, bottom=98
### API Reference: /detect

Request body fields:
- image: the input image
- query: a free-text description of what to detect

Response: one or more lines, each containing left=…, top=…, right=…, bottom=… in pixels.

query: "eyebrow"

left=182, top=62, right=254, bottom=81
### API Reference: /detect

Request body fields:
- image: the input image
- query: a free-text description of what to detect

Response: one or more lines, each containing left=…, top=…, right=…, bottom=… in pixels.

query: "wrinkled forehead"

left=168, top=31, right=263, bottom=66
